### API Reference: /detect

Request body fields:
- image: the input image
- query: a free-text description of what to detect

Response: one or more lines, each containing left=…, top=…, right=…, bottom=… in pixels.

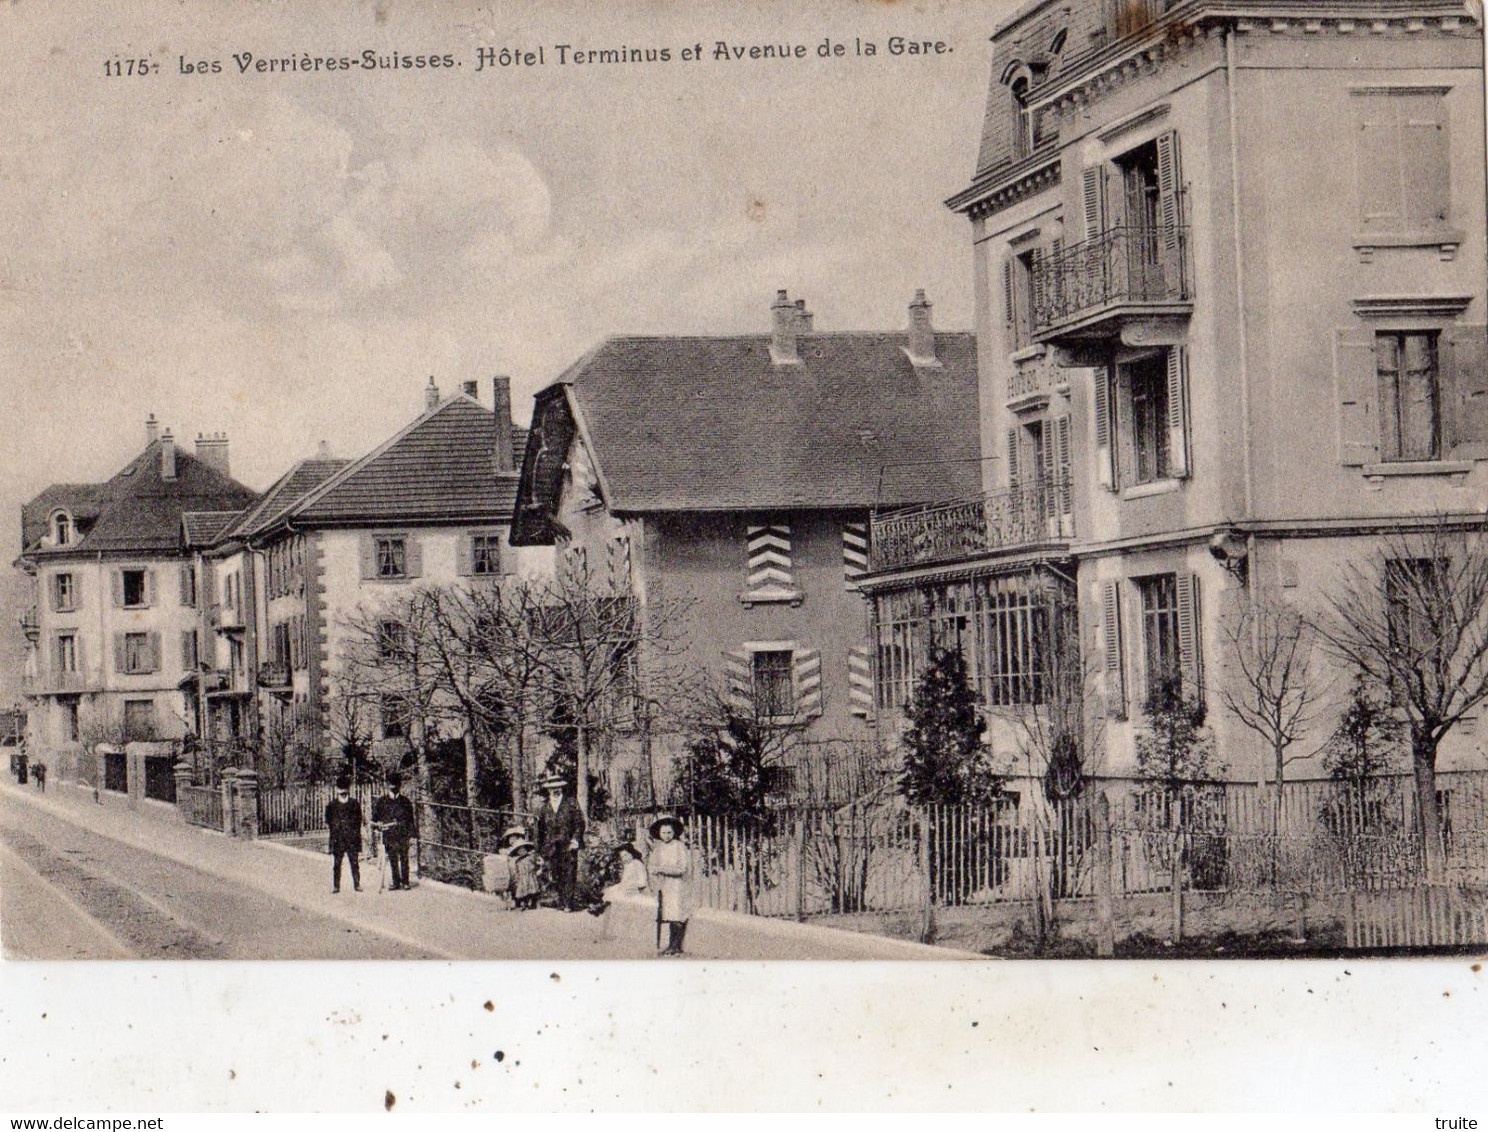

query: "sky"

left=0, top=0, right=1009, bottom=700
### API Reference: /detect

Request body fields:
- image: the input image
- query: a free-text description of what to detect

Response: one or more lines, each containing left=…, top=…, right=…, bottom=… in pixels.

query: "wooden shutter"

left=180, top=630, right=196, bottom=672
left=404, top=536, right=422, bottom=579
left=1002, top=258, right=1017, bottom=347
left=1400, top=92, right=1449, bottom=228
left=607, top=535, right=632, bottom=591
left=456, top=534, right=475, bottom=577
left=1155, top=130, right=1183, bottom=250
left=111, top=570, right=125, bottom=608
left=1006, top=427, right=1021, bottom=489
left=847, top=644, right=873, bottom=719
left=1166, top=346, right=1190, bottom=477
left=841, top=522, right=869, bottom=590
left=1082, top=165, right=1107, bottom=240
left=74, top=636, right=83, bottom=678
left=359, top=535, right=377, bottom=580
left=1357, top=94, right=1403, bottom=233
left=146, top=631, right=161, bottom=673
left=143, top=568, right=156, bottom=608
left=114, top=633, right=127, bottom=674
left=179, top=564, right=192, bottom=607
left=1175, top=573, right=1203, bottom=702
left=49, top=575, right=61, bottom=612
left=793, top=648, right=823, bottom=718
left=722, top=649, right=752, bottom=715
left=1093, top=368, right=1115, bottom=488
left=1101, top=580, right=1126, bottom=719
left=745, top=522, right=793, bottom=593
left=1335, top=328, right=1380, bottom=465
left=1444, top=323, right=1488, bottom=457
left=1054, top=414, right=1073, bottom=529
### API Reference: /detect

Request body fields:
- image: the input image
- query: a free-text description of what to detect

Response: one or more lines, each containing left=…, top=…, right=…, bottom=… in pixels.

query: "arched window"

left=1010, top=76, right=1032, bottom=161
left=51, top=511, right=72, bottom=546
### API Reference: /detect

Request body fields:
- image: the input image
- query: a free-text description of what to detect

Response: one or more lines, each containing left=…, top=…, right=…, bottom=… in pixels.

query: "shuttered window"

left=752, top=650, right=794, bottom=717
left=1136, top=572, right=1201, bottom=705
left=51, top=572, right=76, bottom=613
left=1377, top=331, right=1441, bottom=462
left=1114, top=347, right=1189, bottom=487
left=361, top=534, right=420, bottom=581
left=117, top=631, right=160, bottom=675
left=1354, top=89, right=1450, bottom=234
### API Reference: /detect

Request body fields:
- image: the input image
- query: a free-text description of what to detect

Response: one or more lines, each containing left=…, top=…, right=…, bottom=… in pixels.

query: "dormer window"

left=1010, top=75, right=1033, bottom=161
left=51, top=511, right=72, bottom=546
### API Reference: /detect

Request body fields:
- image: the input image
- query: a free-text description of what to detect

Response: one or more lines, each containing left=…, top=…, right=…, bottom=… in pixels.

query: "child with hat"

left=500, top=827, right=542, bottom=910
left=647, top=815, right=693, bottom=956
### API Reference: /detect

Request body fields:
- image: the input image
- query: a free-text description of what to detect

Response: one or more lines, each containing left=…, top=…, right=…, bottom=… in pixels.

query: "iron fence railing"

left=870, top=477, right=1072, bottom=572
left=180, top=784, right=223, bottom=831
left=1032, top=224, right=1190, bottom=334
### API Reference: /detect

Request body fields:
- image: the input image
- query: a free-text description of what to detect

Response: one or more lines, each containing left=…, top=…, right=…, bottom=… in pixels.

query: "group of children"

left=493, top=814, right=693, bottom=956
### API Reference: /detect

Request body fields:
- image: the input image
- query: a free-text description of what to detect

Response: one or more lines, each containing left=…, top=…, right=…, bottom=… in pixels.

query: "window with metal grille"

left=1138, top=573, right=1180, bottom=701
left=1376, top=331, right=1440, bottom=461
left=875, top=590, right=926, bottom=712
left=752, top=649, right=795, bottom=717
left=974, top=577, right=1048, bottom=707
left=376, top=537, right=407, bottom=578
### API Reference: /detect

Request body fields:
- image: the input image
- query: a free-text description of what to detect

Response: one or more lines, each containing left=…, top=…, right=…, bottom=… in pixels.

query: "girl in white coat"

left=647, top=815, right=693, bottom=956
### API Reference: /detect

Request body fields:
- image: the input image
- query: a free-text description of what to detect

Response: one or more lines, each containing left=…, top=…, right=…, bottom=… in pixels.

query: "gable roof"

left=285, top=396, right=520, bottom=527
left=21, top=444, right=260, bottom=559
left=516, top=330, right=981, bottom=529
left=221, top=457, right=351, bottom=544
left=183, top=510, right=247, bottom=548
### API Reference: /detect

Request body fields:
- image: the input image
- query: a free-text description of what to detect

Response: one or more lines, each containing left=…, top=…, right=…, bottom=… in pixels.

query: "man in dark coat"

left=325, top=776, right=363, bottom=893
left=535, top=774, right=586, bottom=910
left=372, top=773, right=417, bottom=891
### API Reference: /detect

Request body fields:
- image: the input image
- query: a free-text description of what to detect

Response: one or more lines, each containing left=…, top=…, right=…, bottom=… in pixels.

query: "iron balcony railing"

left=22, top=669, right=93, bottom=695
left=19, top=608, right=40, bottom=642
left=870, top=476, right=1073, bottom=572
left=1032, top=224, right=1190, bottom=335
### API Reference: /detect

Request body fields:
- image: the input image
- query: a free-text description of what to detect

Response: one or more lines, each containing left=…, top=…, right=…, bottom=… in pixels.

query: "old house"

left=510, top=291, right=982, bottom=808
left=16, top=419, right=259, bottom=791
left=861, top=0, right=1488, bottom=790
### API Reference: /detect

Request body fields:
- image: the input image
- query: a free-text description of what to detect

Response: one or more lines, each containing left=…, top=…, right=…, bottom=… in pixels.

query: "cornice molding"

left=947, top=154, right=1061, bottom=220
left=1351, top=294, right=1475, bottom=318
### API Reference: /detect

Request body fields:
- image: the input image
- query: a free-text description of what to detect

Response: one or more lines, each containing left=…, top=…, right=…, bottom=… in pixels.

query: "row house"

left=198, top=378, right=532, bottom=776
left=16, top=420, right=259, bottom=786
left=862, top=0, right=1488, bottom=787
left=510, top=290, right=981, bottom=807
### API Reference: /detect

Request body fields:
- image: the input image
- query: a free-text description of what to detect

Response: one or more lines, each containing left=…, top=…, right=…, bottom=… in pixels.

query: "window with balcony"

left=1377, top=331, right=1440, bottom=462
left=51, top=572, right=76, bottom=613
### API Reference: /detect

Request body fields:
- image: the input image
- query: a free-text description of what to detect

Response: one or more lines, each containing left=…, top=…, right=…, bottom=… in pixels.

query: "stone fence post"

left=173, top=761, right=194, bottom=822
left=220, top=767, right=238, bottom=835
left=233, top=770, right=259, bottom=839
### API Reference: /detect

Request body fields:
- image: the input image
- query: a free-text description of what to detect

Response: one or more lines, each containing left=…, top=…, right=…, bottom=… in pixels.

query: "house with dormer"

left=16, top=419, right=259, bottom=789
left=510, top=290, right=982, bottom=807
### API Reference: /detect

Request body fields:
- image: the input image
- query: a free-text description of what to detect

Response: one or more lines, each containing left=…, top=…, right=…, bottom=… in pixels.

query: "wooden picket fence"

left=1345, top=885, right=1488, bottom=949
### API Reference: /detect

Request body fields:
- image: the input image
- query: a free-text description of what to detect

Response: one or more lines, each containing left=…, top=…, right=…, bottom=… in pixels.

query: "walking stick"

left=655, top=891, right=663, bottom=953
left=376, top=824, right=387, bottom=893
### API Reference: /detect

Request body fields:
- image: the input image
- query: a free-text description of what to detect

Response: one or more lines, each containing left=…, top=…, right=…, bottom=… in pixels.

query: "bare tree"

left=1312, top=518, right=1488, bottom=878
left=324, top=677, right=374, bottom=782
left=1219, top=592, right=1326, bottom=847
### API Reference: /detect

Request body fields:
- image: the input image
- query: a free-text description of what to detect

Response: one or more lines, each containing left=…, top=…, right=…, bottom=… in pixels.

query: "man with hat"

left=535, top=773, right=585, bottom=910
left=372, top=772, right=417, bottom=891
left=325, top=776, right=363, bottom=893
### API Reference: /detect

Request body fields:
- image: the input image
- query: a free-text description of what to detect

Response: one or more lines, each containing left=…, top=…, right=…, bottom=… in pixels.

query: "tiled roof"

left=223, top=458, right=350, bottom=542
left=20, top=484, right=106, bottom=553
left=290, top=397, right=520, bottom=525
left=22, top=444, right=260, bottom=558
left=182, top=510, right=246, bottom=548
left=552, top=332, right=982, bottom=512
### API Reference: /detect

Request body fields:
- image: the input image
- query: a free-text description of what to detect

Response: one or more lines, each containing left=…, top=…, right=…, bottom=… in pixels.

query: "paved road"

left=0, top=791, right=436, bottom=959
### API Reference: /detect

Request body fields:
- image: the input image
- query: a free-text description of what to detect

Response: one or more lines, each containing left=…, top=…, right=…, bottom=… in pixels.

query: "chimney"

left=770, top=289, right=800, bottom=365
left=462, top=380, right=479, bottom=401
left=145, top=413, right=159, bottom=445
left=315, top=440, right=332, bottom=460
left=794, top=298, right=814, bottom=332
left=492, top=376, right=515, bottom=472
left=424, top=376, right=441, bottom=410
left=194, top=432, right=230, bottom=477
left=907, top=289, right=938, bottom=366
left=160, top=429, right=177, bottom=481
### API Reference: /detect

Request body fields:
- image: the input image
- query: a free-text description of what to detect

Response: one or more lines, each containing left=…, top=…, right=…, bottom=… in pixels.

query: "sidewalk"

left=0, top=777, right=972, bottom=960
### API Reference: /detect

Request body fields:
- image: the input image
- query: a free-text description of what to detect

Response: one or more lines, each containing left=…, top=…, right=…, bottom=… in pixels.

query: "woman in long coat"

left=647, top=815, right=693, bottom=956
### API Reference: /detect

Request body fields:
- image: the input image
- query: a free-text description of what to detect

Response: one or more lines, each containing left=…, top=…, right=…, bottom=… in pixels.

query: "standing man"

left=325, top=775, right=363, bottom=893
left=372, top=772, right=417, bottom=891
left=535, top=773, right=585, bottom=910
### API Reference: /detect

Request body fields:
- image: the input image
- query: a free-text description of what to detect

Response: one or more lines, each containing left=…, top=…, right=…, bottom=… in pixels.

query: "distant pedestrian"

left=372, top=772, right=417, bottom=891
left=325, top=776, right=363, bottom=893
left=647, top=815, right=693, bottom=956
left=505, top=834, right=541, bottom=910
left=32, top=762, right=45, bottom=792
left=535, top=774, right=585, bottom=910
